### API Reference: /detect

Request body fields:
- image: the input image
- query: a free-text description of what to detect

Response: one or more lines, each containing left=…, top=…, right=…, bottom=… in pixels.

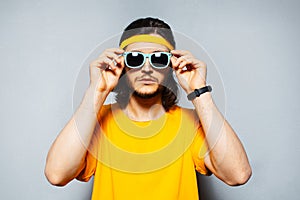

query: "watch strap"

left=187, top=85, right=212, bottom=101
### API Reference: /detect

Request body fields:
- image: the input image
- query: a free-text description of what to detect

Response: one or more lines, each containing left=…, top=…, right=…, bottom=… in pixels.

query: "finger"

left=172, top=56, right=190, bottom=70
left=171, top=49, right=191, bottom=56
left=106, top=48, right=124, bottom=54
left=176, top=53, right=195, bottom=62
left=106, top=59, right=118, bottom=71
left=116, top=56, right=125, bottom=69
left=104, top=52, right=122, bottom=65
left=107, top=56, right=124, bottom=70
left=174, top=65, right=186, bottom=75
left=108, top=56, right=125, bottom=71
left=174, top=56, right=188, bottom=66
left=178, top=60, right=188, bottom=70
left=170, top=56, right=178, bottom=69
left=97, top=48, right=124, bottom=61
left=90, top=60, right=105, bottom=70
left=104, top=59, right=124, bottom=77
left=94, top=57, right=115, bottom=71
left=115, top=54, right=123, bottom=64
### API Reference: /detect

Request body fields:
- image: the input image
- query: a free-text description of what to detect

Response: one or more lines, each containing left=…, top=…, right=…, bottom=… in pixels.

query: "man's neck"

left=123, top=94, right=165, bottom=121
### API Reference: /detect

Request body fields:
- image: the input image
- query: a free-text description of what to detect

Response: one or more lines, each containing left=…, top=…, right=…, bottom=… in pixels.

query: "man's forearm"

left=192, top=93, right=252, bottom=186
left=44, top=85, right=109, bottom=186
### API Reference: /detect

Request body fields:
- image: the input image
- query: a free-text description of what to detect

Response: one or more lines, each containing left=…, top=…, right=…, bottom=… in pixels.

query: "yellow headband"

left=120, top=34, right=174, bottom=50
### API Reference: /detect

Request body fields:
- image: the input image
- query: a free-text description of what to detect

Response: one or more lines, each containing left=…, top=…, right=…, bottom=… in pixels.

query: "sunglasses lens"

left=126, top=52, right=144, bottom=68
left=151, top=53, right=169, bottom=68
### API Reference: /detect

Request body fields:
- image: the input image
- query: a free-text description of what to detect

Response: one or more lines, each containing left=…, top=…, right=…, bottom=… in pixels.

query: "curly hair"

left=114, top=17, right=178, bottom=111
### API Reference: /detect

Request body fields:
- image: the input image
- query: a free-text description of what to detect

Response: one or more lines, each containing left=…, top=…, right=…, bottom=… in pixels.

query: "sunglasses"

left=123, top=51, right=172, bottom=69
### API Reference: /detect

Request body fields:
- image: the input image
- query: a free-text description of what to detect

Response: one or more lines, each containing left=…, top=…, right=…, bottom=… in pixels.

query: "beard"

left=132, top=85, right=164, bottom=99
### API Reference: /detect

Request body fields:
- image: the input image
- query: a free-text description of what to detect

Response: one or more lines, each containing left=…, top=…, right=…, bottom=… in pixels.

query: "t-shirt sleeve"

left=190, top=112, right=212, bottom=176
left=76, top=150, right=97, bottom=182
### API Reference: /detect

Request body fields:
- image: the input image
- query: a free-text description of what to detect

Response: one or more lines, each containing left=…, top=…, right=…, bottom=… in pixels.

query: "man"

left=45, top=17, right=252, bottom=200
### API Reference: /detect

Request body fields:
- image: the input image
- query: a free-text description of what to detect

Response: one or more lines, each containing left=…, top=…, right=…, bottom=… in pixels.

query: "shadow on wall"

left=197, top=172, right=217, bottom=200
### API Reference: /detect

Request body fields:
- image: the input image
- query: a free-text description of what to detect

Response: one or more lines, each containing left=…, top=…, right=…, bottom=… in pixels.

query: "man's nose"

left=141, top=58, right=153, bottom=72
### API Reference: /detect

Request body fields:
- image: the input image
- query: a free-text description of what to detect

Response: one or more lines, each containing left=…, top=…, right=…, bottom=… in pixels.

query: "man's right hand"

left=89, top=48, right=125, bottom=94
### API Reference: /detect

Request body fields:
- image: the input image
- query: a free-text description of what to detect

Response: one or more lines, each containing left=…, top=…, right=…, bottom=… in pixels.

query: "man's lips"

left=137, top=78, right=158, bottom=84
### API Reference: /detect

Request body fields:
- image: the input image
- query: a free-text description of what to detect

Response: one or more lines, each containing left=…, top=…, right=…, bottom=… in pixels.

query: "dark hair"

left=114, top=17, right=178, bottom=111
left=119, top=17, right=176, bottom=49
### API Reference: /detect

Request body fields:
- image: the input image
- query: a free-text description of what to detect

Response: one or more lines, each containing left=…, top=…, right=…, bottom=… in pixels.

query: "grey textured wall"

left=0, top=0, right=299, bottom=199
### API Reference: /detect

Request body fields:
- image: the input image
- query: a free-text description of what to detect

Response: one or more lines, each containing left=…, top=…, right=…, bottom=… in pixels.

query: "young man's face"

left=124, top=42, right=171, bottom=98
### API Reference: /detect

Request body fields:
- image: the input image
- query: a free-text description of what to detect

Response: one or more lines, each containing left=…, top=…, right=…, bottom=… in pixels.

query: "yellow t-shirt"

left=77, top=104, right=211, bottom=200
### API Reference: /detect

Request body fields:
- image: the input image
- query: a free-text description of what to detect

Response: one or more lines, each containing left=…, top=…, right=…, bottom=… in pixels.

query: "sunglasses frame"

left=123, top=51, right=172, bottom=69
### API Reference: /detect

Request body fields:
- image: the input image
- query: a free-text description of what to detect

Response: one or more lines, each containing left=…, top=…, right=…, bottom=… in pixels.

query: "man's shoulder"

left=168, top=105, right=196, bottom=117
left=169, top=105, right=195, bottom=112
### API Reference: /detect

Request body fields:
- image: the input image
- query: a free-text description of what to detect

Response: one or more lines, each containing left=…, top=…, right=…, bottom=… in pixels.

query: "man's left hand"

left=171, top=50, right=207, bottom=94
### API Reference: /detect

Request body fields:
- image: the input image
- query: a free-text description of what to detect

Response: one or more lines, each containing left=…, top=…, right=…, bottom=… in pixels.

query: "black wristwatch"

left=187, top=85, right=212, bottom=101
